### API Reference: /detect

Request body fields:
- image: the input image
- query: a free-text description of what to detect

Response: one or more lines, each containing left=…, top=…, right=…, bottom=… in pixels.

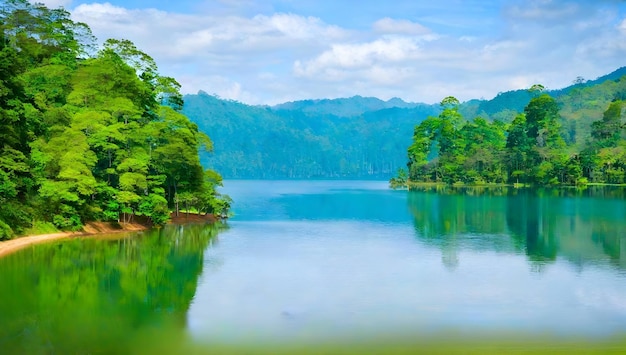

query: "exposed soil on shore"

left=0, top=213, right=217, bottom=258
left=169, top=212, right=217, bottom=224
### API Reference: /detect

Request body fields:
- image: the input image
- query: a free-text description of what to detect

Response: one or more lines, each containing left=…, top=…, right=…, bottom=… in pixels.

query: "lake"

left=1, top=180, right=626, bottom=353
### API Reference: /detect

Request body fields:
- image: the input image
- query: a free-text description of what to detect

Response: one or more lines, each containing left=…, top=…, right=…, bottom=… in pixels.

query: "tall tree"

left=0, top=1, right=228, bottom=238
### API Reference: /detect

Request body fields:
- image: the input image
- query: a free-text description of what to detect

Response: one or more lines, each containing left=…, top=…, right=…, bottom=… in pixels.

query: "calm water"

left=1, top=180, right=626, bottom=352
left=189, top=181, right=626, bottom=344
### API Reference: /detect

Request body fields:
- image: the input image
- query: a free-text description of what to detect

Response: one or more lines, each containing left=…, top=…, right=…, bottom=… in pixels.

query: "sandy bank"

left=0, top=213, right=218, bottom=258
left=0, top=222, right=148, bottom=258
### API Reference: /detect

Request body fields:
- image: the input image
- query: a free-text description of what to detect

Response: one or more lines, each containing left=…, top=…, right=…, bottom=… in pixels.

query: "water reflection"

left=0, top=223, right=224, bottom=354
left=408, top=186, right=626, bottom=272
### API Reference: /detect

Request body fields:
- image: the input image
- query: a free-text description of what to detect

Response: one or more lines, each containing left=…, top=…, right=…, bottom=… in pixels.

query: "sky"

left=36, top=0, right=626, bottom=105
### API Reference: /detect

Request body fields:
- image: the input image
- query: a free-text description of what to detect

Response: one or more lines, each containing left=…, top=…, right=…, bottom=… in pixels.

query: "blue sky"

left=38, top=0, right=626, bottom=105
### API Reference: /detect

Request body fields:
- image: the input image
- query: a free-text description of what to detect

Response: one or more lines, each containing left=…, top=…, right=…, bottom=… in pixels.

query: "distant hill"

left=552, top=66, right=626, bottom=96
left=272, top=95, right=425, bottom=117
left=184, top=67, right=626, bottom=179
left=474, top=89, right=533, bottom=117
left=184, top=92, right=438, bottom=178
left=459, top=66, right=626, bottom=122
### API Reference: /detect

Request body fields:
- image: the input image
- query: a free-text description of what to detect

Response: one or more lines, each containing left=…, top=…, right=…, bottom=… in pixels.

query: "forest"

left=0, top=1, right=228, bottom=240
left=184, top=93, right=438, bottom=178
left=396, top=81, right=626, bottom=187
left=185, top=68, right=626, bottom=180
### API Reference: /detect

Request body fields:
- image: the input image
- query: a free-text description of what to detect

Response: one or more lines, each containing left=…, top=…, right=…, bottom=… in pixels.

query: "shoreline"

left=0, top=222, right=149, bottom=258
left=0, top=213, right=218, bottom=259
left=404, top=181, right=626, bottom=190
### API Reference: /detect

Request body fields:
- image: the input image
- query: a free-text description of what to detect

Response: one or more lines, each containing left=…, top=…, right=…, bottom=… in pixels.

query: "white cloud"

left=67, top=1, right=626, bottom=105
left=70, top=3, right=352, bottom=102
left=373, top=17, right=430, bottom=35
left=73, top=3, right=348, bottom=58
left=294, top=36, right=430, bottom=78
left=620, top=18, right=626, bottom=33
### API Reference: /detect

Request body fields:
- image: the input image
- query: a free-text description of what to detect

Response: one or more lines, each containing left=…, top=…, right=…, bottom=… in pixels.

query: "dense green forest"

left=0, top=1, right=228, bottom=239
left=184, top=93, right=438, bottom=178
left=185, top=68, right=626, bottom=179
left=398, top=79, right=626, bottom=186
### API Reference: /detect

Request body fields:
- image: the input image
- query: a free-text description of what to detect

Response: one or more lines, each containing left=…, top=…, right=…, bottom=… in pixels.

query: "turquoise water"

left=1, top=180, right=626, bottom=353
left=188, top=181, right=626, bottom=343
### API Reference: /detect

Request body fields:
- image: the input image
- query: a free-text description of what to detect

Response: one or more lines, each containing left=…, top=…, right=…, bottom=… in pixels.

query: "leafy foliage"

left=400, top=87, right=626, bottom=186
left=0, top=1, right=227, bottom=239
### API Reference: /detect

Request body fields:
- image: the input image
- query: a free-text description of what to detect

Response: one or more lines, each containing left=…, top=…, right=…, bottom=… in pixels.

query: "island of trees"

left=392, top=84, right=626, bottom=188
left=0, top=1, right=229, bottom=240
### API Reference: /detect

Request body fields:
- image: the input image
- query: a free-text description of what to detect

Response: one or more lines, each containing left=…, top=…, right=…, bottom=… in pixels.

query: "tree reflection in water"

left=407, top=186, right=626, bottom=271
left=0, top=223, right=226, bottom=354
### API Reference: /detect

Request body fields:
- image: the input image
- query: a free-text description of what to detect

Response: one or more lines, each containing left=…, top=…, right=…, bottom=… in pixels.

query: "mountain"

left=183, top=92, right=438, bottom=178
left=551, top=66, right=626, bottom=97
left=461, top=66, right=626, bottom=122
left=184, top=67, right=626, bottom=179
left=272, top=95, right=425, bottom=117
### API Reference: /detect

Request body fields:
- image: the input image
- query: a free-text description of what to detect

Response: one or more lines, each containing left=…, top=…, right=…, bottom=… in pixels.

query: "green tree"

left=389, top=168, right=408, bottom=189
left=581, top=100, right=625, bottom=183
left=591, top=101, right=623, bottom=145
left=0, top=1, right=227, bottom=234
left=504, top=93, right=569, bottom=184
left=460, top=117, right=506, bottom=183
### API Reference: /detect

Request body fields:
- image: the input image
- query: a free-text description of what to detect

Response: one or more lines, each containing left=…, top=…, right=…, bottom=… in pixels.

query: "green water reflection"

left=408, top=186, right=626, bottom=271
left=0, top=223, right=224, bottom=354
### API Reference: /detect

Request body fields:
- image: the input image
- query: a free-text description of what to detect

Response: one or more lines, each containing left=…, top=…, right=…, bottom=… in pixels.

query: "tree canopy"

left=0, top=0, right=228, bottom=239
left=399, top=88, right=625, bottom=187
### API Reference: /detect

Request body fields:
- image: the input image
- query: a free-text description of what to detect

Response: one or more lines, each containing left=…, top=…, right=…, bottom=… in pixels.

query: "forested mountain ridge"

left=184, top=92, right=439, bottom=178
left=0, top=1, right=228, bottom=240
left=185, top=67, right=626, bottom=179
left=273, top=95, right=431, bottom=117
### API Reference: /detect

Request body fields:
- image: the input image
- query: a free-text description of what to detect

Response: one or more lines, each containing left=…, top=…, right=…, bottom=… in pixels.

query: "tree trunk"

left=174, top=182, right=179, bottom=217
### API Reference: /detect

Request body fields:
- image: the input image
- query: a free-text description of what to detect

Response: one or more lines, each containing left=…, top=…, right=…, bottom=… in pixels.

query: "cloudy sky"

left=37, top=0, right=626, bottom=105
